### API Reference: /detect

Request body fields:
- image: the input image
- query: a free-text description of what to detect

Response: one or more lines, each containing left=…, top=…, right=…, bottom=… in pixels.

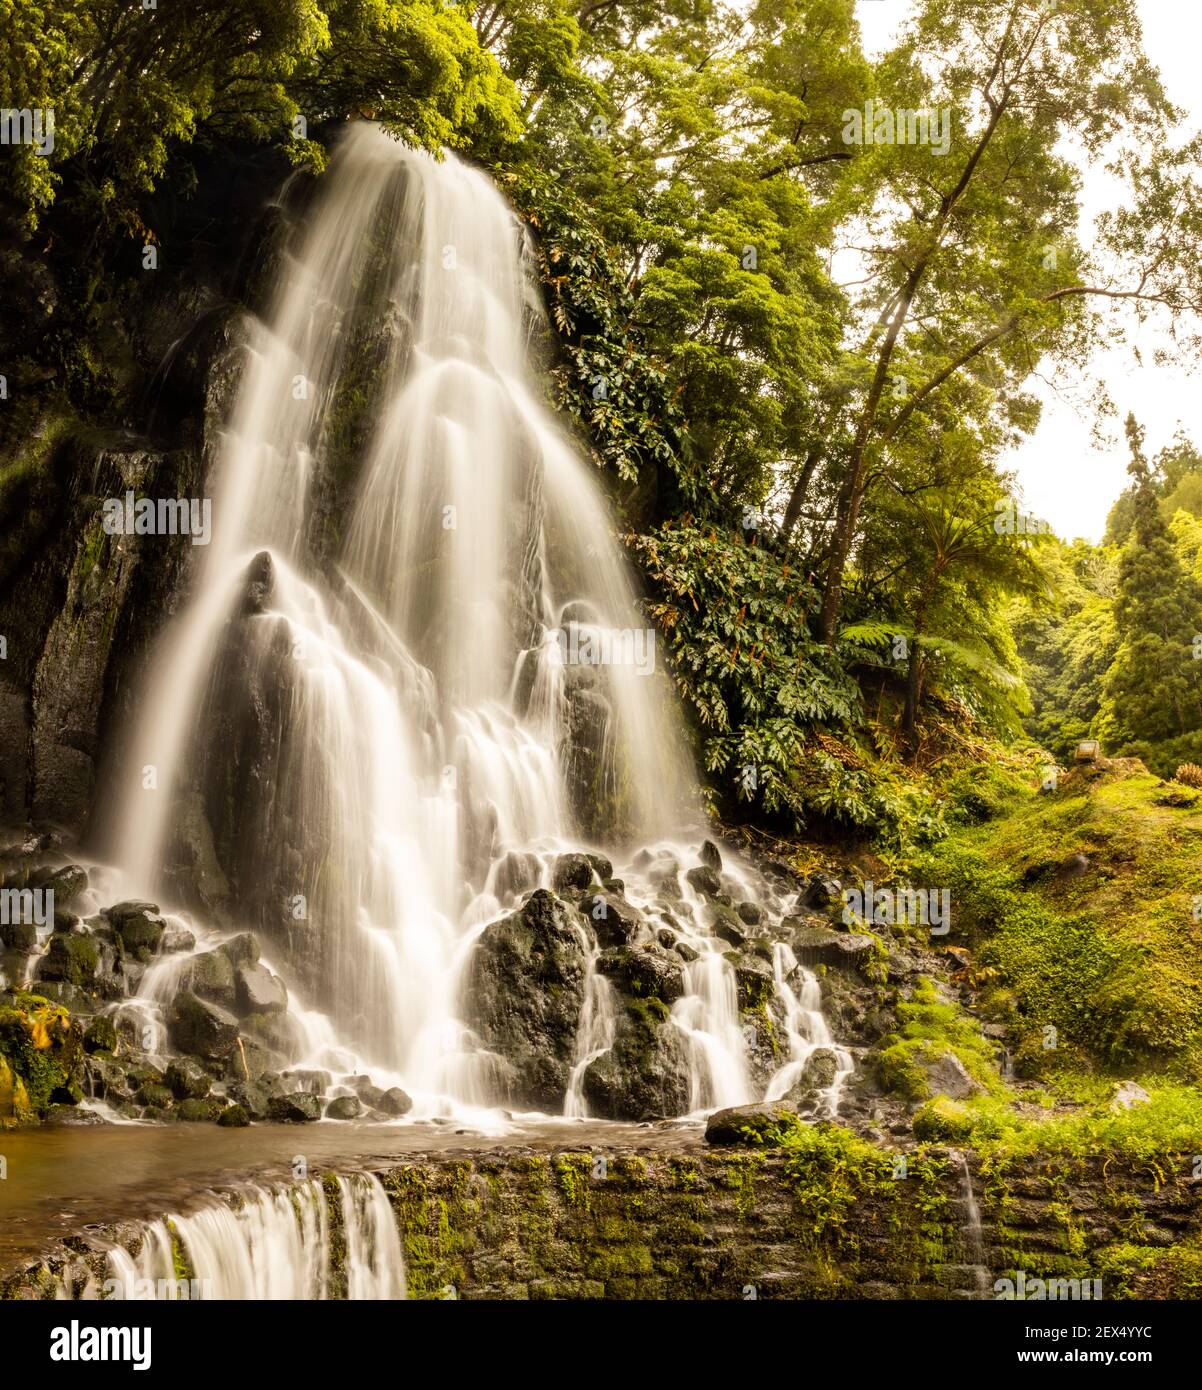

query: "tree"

left=797, top=0, right=1202, bottom=646
left=1012, top=537, right=1118, bottom=762
left=0, top=1, right=524, bottom=234
left=1103, top=415, right=1202, bottom=746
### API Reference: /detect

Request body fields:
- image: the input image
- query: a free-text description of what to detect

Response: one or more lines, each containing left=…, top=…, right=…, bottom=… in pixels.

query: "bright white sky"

left=854, top=0, right=1202, bottom=542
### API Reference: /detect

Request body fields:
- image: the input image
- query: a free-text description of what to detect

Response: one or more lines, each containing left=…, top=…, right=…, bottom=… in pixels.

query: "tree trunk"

left=902, top=646, right=922, bottom=758
left=778, top=446, right=821, bottom=545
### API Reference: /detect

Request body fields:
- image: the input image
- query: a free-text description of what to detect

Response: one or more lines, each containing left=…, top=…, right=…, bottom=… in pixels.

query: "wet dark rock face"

left=464, top=889, right=589, bottom=1111
left=0, top=137, right=299, bottom=847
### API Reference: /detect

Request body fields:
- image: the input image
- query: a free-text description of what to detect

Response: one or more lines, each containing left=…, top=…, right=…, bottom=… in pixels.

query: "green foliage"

left=0, top=992, right=81, bottom=1122
left=629, top=522, right=865, bottom=829
left=0, top=0, right=523, bottom=232
left=873, top=977, right=1003, bottom=1102
left=1013, top=538, right=1119, bottom=761
left=500, top=163, right=698, bottom=506
left=977, top=1086, right=1202, bottom=1170
left=1103, top=417, right=1202, bottom=752
left=912, top=1096, right=975, bottom=1142
left=913, top=767, right=1202, bottom=1073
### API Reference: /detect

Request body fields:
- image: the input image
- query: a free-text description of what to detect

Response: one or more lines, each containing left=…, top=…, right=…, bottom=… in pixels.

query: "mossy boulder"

left=36, top=931, right=100, bottom=987
left=493, top=850, right=540, bottom=900
left=234, top=961, right=287, bottom=1015
left=552, top=853, right=595, bottom=893
left=240, top=1009, right=303, bottom=1057
left=0, top=917, right=37, bottom=950
left=789, top=925, right=878, bottom=973
left=267, top=1091, right=321, bottom=1122
left=704, top=1101, right=802, bottom=1146
left=84, top=1054, right=133, bottom=1104
left=227, top=1078, right=280, bottom=1119
left=732, top=954, right=775, bottom=1010
left=176, top=1096, right=224, bottom=1122
left=596, top=946, right=684, bottom=1003
left=82, top=1013, right=118, bottom=1054
left=582, top=995, right=691, bottom=1120
left=0, top=992, right=85, bottom=1123
left=217, top=1102, right=250, bottom=1127
left=376, top=1086, right=412, bottom=1116
left=219, top=932, right=260, bottom=968
left=706, top=902, right=748, bottom=947
left=38, top=863, right=88, bottom=904
left=108, top=902, right=166, bottom=961
left=587, top=892, right=645, bottom=947
left=181, top=948, right=237, bottom=1008
left=135, top=1082, right=174, bottom=1109
left=167, top=991, right=240, bottom=1059
left=165, top=1058, right=212, bottom=1101
left=685, top=865, right=722, bottom=897
left=912, top=1095, right=975, bottom=1142
left=875, top=1039, right=985, bottom=1104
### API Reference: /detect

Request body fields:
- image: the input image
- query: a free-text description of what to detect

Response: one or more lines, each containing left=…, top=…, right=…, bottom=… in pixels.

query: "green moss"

left=913, top=766, right=1202, bottom=1073
left=0, top=993, right=82, bottom=1124
left=873, top=976, right=1004, bottom=1101
left=553, top=1153, right=592, bottom=1210
left=913, top=1096, right=975, bottom=1142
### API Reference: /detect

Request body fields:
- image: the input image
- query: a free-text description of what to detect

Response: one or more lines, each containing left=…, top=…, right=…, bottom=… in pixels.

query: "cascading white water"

left=564, top=923, right=617, bottom=1118
left=763, top=942, right=854, bottom=1114
left=56, top=1174, right=405, bottom=1300
left=101, top=122, right=847, bottom=1119
left=951, top=1149, right=992, bottom=1298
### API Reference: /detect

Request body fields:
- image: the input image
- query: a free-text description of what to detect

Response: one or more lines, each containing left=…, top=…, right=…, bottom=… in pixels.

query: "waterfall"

left=98, top=122, right=846, bottom=1118
left=56, top=1174, right=405, bottom=1300
left=951, top=1149, right=991, bottom=1298
left=764, top=943, right=854, bottom=1114
left=564, top=923, right=617, bottom=1119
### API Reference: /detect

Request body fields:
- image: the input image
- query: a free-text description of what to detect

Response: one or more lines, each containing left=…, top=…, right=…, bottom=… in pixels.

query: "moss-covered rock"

left=36, top=931, right=100, bottom=986
left=167, top=991, right=240, bottom=1059
left=179, top=947, right=236, bottom=1007
left=704, top=1101, right=803, bottom=1146
left=82, top=1013, right=118, bottom=1054
left=0, top=991, right=84, bottom=1125
left=913, top=1096, right=975, bottom=1142
left=582, top=995, right=691, bottom=1120
left=176, top=1096, right=224, bottom=1122
left=267, top=1091, right=321, bottom=1122
left=596, top=945, right=683, bottom=1003
left=165, top=1057, right=212, bottom=1100
left=108, top=902, right=166, bottom=961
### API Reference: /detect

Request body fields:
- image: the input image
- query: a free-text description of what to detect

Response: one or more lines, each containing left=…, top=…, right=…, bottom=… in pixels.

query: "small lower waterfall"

left=951, top=1150, right=991, bottom=1298
left=56, top=1174, right=405, bottom=1301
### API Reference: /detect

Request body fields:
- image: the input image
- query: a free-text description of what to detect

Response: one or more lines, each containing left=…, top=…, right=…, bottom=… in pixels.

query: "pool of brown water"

left=0, top=1117, right=703, bottom=1276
